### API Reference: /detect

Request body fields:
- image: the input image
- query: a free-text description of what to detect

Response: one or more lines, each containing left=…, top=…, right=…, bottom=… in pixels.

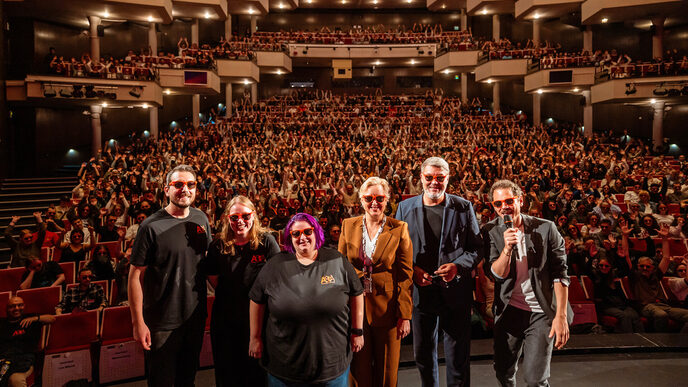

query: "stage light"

left=537, top=89, right=543, bottom=94
left=625, top=83, right=636, bottom=95
left=601, top=18, right=608, bottom=23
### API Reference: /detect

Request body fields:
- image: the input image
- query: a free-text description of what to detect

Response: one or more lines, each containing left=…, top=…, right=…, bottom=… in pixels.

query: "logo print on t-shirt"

left=251, top=255, right=265, bottom=263
left=196, top=225, right=206, bottom=234
left=320, top=275, right=335, bottom=285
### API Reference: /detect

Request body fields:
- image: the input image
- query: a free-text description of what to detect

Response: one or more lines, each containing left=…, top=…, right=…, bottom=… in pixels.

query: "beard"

left=424, top=186, right=446, bottom=200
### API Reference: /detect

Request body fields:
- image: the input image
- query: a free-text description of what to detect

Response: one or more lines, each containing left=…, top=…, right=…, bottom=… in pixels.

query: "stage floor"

left=115, top=334, right=688, bottom=386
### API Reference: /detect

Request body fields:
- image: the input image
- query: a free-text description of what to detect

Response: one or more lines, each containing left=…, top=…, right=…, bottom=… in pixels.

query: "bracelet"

left=350, top=328, right=363, bottom=336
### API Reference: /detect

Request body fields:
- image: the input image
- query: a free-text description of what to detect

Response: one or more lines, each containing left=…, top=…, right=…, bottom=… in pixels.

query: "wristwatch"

left=350, top=328, right=364, bottom=336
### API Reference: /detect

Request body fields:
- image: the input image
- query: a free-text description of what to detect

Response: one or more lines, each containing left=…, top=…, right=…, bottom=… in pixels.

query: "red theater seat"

left=16, top=286, right=62, bottom=315
left=58, top=262, right=75, bottom=284
left=0, top=267, right=25, bottom=292
left=99, top=306, right=146, bottom=384
left=43, top=310, right=99, bottom=386
left=0, top=291, right=10, bottom=318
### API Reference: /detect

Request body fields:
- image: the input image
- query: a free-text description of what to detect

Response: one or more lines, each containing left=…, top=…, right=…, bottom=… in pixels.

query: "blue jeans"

left=267, top=366, right=349, bottom=387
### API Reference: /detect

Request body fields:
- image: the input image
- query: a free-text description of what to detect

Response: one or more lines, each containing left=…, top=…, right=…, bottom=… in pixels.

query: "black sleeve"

left=249, top=258, right=272, bottom=304
left=130, top=223, right=154, bottom=267
left=342, top=255, right=364, bottom=296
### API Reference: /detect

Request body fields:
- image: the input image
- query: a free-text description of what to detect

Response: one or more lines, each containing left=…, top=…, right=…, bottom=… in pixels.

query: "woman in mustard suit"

left=339, top=176, right=414, bottom=387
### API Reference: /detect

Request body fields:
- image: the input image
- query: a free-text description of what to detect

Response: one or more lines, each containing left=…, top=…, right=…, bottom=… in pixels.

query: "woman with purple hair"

left=248, top=212, right=365, bottom=386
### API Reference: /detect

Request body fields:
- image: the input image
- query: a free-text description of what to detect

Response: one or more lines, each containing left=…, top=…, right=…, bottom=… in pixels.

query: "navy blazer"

left=395, top=194, right=483, bottom=309
left=483, top=214, right=574, bottom=325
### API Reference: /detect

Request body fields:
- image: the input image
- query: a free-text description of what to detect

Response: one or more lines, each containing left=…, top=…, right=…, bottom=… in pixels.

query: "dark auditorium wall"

left=32, top=20, right=87, bottom=74
left=7, top=18, right=35, bottom=79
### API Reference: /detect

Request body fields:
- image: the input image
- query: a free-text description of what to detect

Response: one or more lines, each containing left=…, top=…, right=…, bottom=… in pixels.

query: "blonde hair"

left=359, top=176, right=391, bottom=199
left=219, top=195, right=266, bottom=255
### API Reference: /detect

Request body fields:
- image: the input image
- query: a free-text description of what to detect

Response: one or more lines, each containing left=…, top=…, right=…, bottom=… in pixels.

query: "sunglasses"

left=638, top=264, right=653, bottom=269
left=423, top=174, right=447, bottom=183
left=598, top=264, right=611, bottom=268
left=169, top=181, right=196, bottom=190
left=290, top=228, right=314, bottom=238
left=229, top=212, right=252, bottom=222
left=492, top=197, right=517, bottom=208
left=362, top=195, right=386, bottom=203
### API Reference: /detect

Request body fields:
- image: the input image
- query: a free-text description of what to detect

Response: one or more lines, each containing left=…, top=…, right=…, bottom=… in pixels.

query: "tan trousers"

left=8, top=366, right=33, bottom=387
left=350, top=323, right=401, bottom=387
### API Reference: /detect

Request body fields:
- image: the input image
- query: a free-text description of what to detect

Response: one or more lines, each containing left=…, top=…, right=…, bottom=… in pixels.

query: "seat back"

left=619, top=277, right=635, bottom=300
left=16, top=286, right=62, bottom=315
left=45, top=310, right=99, bottom=354
left=0, top=291, right=10, bottom=318
left=660, top=277, right=680, bottom=303
left=568, top=276, right=589, bottom=302
left=100, top=306, right=134, bottom=345
left=58, top=262, right=75, bottom=284
left=0, top=267, right=26, bottom=292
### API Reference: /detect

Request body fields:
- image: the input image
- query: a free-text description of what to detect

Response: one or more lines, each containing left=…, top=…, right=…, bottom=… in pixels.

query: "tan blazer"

left=339, top=216, right=414, bottom=327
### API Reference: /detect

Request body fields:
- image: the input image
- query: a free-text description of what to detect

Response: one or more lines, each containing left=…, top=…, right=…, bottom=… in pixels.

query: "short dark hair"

left=165, top=164, right=196, bottom=185
left=489, top=180, right=523, bottom=202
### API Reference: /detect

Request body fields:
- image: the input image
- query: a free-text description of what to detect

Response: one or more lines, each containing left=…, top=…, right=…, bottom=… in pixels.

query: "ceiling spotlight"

left=373, top=0, right=378, bottom=4
left=650, top=99, right=656, bottom=104
left=442, top=4, right=446, bottom=9
left=406, top=0, right=412, bottom=3
left=410, top=59, right=416, bottom=65
left=276, top=69, right=282, bottom=75
left=244, top=79, right=250, bottom=85
left=204, top=11, right=211, bottom=19
left=248, top=9, right=255, bottom=14
left=443, top=69, right=450, bottom=74
left=142, top=103, right=149, bottom=109
left=537, top=89, right=543, bottom=94
left=164, top=90, right=172, bottom=95
left=342, top=0, right=347, bottom=4
left=601, top=17, right=608, bottom=23
left=533, top=14, right=540, bottom=20
left=572, top=88, right=579, bottom=92
left=486, top=79, right=493, bottom=84
left=374, top=60, right=381, bottom=66
left=147, top=15, right=153, bottom=22
left=104, top=10, right=110, bottom=18
left=306, top=0, right=312, bottom=3
left=482, top=9, right=488, bottom=15
left=101, top=102, right=108, bottom=107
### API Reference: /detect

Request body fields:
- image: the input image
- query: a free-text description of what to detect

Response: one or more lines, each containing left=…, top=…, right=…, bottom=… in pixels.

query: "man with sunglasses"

left=55, top=268, right=108, bottom=314
left=129, top=164, right=212, bottom=387
left=395, top=156, right=482, bottom=387
left=484, top=179, right=573, bottom=387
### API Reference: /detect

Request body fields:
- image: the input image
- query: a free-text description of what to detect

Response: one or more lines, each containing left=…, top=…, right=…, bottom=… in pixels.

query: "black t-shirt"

left=0, top=315, right=42, bottom=372
left=417, top=201, right=444, bottom=273
left=249, top=247, right=363, bottom=383
left=131, top=207, right=212, bottom=330
left=206, top=233, right=280, bottom=323
left=21, top=261, right=63, bottom=289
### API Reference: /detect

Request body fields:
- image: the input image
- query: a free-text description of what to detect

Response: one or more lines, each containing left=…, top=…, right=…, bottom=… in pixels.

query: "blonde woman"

left=207, top=195, right=280, bottom=387
left=338, top=177, right=413, bottom=387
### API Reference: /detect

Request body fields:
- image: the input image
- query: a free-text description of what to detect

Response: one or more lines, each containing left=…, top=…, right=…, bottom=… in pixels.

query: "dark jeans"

left=267, top=366, right=349, bottom=387
left=493, top=305, right=553, bottom=387
left=146, top=306, right=206, bottom=387
left=412, top=306, right=471, bottom=387
left=602, top=306, right=644, bottom=333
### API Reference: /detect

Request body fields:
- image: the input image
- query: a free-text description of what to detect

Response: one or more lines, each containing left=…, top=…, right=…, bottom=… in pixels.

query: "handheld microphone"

left=504, top=215, right=513, bottom=229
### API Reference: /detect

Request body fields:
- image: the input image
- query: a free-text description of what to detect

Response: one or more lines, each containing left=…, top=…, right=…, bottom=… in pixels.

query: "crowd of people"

left=3, top=87, right=688, bottom=386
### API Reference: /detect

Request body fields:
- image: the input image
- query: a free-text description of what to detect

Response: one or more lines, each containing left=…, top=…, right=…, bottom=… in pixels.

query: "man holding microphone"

left=484, top=179, right=573, bottom=387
